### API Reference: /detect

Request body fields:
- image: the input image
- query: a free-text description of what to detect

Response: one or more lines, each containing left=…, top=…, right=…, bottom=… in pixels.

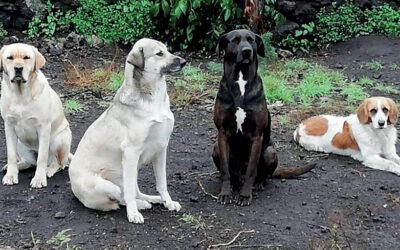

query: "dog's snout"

left=242, top=47, right=252, bottom=55
left=179, top=58, right=187, bottom=67
left=14, top=66, right=23, bottom=74
left=378, top=120, right=385, bottom=127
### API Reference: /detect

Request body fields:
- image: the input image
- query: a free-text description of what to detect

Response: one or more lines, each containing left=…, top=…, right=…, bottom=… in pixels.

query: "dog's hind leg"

left=255, top=145, right=278, bottom=189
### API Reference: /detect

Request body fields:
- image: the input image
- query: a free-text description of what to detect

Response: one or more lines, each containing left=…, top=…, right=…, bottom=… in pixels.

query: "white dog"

left=0, top=43, right=72, bottom=188
left=69, top=38, right=186, bottom=223
left=294, top=97, right=400, bottom=175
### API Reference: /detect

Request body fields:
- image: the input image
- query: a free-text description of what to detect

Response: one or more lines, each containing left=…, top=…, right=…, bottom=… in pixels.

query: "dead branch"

left=208, top=230, right=255, bottom=249
left=196, top=178, right=218, bottom=200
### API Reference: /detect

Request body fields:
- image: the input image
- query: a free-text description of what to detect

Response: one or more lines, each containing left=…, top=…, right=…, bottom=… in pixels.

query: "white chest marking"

left=236, top=71, right=247, bottom=96
left=235, top=107, right=246, bottom=133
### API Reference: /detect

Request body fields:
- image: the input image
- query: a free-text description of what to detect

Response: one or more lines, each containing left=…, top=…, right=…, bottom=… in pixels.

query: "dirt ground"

left=1, top=35, right=400, bottom=249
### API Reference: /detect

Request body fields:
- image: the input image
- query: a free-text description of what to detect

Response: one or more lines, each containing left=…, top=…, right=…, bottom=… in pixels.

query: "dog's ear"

left=255, top=34, right=265, bottom=57
left=127, top=47, right=145, bottom=71
left=33, top=47, right=46, bottom=71
left=216, top=33, right=228, bottom=58
left=356, top=99, right=370, bottom=124
left=387, top=98, right=398, bottom=125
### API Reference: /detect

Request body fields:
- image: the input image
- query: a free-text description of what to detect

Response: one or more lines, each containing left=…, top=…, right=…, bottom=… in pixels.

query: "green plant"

left=316, top=4, right=363, bottom=46
left=389, top=64, right=399, bottom=70
left=0, top=23, right=7, bottom=39
left=279, top=22, right=315, bottom=53
left=341, top=83, right=368, bottom=104
left=180, top=213, right=206, bottom=231
left=207, top=62, right=223, bottom=75
left=74, top=0, right=156, bottom=44
left=298, top=66, right=334, bottom=105
left=28, top=0, right=74, bottom=38
left=364, top=4, right=400, bottom=36
left=261, top=73, right=295, bottom=103
left=357, top=77, right=374, bottom=86
left=106, top=71, right=124, bottom=92
left=259, top=32, right=278, bottom=62
left=150, top=0, right=243, bottom=50
left=264, top=0, right=284, bottom=28
left=365, top=60, right=383, bottom=71
left=47, top=229, right=72, bottom=248
left=373, top=83, right=399, bottom=94
left=64, top=99, right=84, bottom=114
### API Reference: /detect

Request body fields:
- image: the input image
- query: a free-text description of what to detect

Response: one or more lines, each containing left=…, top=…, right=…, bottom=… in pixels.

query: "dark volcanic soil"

left=1, top=35, right=400, bottom=249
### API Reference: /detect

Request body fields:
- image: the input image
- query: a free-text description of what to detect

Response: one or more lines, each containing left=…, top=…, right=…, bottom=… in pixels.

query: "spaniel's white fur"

left=294, top=97, right=400, bottom=175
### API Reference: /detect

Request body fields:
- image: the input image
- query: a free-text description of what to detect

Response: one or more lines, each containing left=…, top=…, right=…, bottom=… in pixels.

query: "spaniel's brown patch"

left=303, top=116, right=328, bottom=136
left=331, top=121, right=359, bottom=151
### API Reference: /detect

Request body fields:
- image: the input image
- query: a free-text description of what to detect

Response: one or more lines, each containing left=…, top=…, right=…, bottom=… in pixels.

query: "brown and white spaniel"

left=294, top=97, right=400, bottom=175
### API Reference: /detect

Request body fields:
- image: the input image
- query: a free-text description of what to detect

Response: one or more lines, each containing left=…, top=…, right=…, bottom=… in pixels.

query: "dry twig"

left=196, top=178, right=218, bottom=200
left=208, top=230, right=255, bottom=249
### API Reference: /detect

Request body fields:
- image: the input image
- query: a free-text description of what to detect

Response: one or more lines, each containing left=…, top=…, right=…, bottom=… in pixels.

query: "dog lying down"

left=0, top=43, right=72, bottom=188
left=294, top=97, right=400, bottom=175
left=69, top=38, right=186, bottom=224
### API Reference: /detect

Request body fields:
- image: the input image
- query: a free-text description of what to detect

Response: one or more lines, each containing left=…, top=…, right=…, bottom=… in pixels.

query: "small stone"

left=373, top=73, right=382, bottom=79
left=189, top=196, right=199, bottom=202
left=54, top=211, right=66, bottom=219
left=110, top=228, right=118, bottom=234
left=285, top=226, right=291, bottom=230
left=302, top=202, right=307, bottom=206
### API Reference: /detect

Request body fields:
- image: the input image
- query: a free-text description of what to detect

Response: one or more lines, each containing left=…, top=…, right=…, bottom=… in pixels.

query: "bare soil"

left=1, top=35, right=400, bottom=249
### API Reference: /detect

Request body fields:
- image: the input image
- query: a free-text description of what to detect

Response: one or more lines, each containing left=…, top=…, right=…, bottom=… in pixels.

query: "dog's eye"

left=233, top=37, right=240, bottom=43
left=370, top=108, right=377, bottom=114
left=156, top=51, right=164, bottom=57
left=23, top=56, right=30, bottom=60
left=247, top=37, right=254, bottom=43
left=6, top=56, right=13, bottom=60
left=383, top=107, right=388, bottom=113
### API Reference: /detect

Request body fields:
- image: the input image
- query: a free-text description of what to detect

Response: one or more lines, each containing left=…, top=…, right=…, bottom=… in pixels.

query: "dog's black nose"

left=242, top=47, right=252, bottom=56
left=14, top=66, right=23, bottom=74
left=180, top=58, right=187, bottom=67
left=378, top=120, right=385, bottom=127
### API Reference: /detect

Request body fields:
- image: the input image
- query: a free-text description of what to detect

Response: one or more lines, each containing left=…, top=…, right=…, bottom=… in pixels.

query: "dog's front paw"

left=236, top=194, right=252, bottom=206
left=218, top=191, right=232, bottom=205
left=136, top=199, right=152, bottom=210
left=127, top=210, right=144, bottom=224
left=30, top=174, right=47, bottom=188
left=164, top=201, right=181, bottom=211
left=2, top=173, right=18, bottom=185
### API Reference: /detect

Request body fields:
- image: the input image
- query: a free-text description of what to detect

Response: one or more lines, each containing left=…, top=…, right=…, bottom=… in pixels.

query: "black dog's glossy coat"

left=212, top=29, right=278, bottom=206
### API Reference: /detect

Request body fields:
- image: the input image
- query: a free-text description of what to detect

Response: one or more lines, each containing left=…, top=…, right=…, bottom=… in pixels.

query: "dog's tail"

left=271, top=163, right=316, bottom=178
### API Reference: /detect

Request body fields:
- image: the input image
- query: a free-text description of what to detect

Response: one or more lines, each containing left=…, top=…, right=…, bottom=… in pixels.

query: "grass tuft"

left=64, top=99, right=84, bottom=114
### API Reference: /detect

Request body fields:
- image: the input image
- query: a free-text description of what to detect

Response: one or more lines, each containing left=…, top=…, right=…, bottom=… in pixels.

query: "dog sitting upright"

left=0, top=43, right=72, bottom=188
left=69, top=38, right=186, bottom=224
left=213, top=29, right=314, bottom=206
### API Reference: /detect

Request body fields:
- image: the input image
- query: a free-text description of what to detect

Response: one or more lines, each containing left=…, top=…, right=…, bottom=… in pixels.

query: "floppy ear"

left=356, top=99, right=370, bottom=124
left=255, top=34, right=265, bottom=57
left=33, top=47, right=46, bottom=71
left=127, top=47, right=145, bottom=70
left=216, top=33, right=228, bottom=58
left=387, top=98, right=398, bottom=125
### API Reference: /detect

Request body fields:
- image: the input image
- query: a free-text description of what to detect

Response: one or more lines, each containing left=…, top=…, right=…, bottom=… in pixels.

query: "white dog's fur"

left=69, top=38, right=185, bottom=223
left=0, top=43, right=72, bottom=188
left=294, top=97, right=400, bottom=175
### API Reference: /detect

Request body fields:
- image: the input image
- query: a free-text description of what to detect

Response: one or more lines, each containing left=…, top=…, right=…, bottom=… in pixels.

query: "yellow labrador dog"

left=69, top=38, right=186, bottom=224
left=0, top=43, right=72, bottom=188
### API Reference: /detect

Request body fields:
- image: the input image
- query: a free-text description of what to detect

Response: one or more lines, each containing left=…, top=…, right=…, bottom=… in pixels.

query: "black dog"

left=212, top=29, right=314, bottom=206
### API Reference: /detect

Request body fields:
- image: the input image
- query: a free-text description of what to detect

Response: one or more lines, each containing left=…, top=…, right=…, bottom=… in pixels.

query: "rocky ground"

left=0, top=35, right=400, bottom=249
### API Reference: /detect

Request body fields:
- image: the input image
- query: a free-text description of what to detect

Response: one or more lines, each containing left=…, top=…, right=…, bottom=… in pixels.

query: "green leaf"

left=161, top=0, right=170, bottom=16
left=224, top=9, right=231, bottom=21
left=178, top=0, right=188, bottom=15
left=150, top=3, right=160, bottom=16
left=295, top=30, right=303, bottom=37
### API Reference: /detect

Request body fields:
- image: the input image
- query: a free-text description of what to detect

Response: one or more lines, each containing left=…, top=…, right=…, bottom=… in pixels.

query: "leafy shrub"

left=280, top=3, right=400, bottom=53
left=0, top=23, right=7, bottom=39
left=364, top=4, right=400, bottom=36
left=28, top=0, right=74, bottom=38
left=316, top=4, right=364, bottom=46
left=73, top=0, right=156, bottom=44
left=150, top=0, right=243, bottom=50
